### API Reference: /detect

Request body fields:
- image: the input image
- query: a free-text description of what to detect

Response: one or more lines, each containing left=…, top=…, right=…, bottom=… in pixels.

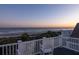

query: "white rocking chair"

left=40, top=43, right=52, bottom=54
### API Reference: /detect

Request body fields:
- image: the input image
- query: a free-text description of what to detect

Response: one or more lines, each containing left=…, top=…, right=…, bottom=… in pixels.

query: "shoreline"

left=0, top=29, right=73, bottom=38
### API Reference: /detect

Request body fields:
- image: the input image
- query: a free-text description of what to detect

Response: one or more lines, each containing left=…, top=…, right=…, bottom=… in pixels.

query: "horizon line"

left=0, top=27, right=74, bottom=28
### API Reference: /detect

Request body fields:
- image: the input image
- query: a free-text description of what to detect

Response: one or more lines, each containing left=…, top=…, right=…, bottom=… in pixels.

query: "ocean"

left=0, top=28, right=73, bottom=34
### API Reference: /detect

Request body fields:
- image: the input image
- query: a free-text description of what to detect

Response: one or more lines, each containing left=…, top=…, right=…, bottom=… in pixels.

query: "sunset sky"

left=0, top=4, right=79, bottom=28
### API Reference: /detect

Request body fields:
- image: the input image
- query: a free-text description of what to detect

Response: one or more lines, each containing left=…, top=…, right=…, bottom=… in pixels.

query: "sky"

left=0, top=4, right=79, bottom=28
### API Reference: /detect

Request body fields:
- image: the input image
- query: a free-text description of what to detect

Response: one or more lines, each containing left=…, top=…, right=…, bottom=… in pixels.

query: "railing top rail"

left=20, top=36, right=58, bottom=44
left=62, top=36, right=79, bottom=40
left=18, top=38, right=50, bottom=44
left=70, top=37, right=79, bottom=40
left=0, top=43, right=18, bottom=47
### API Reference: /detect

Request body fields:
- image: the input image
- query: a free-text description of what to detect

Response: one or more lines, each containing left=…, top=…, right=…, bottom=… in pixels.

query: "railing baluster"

left=2, top=46, right=4, bottom=55
left=6, top=46, right=8, bottom=55
left=9, top=46, right=11, bottom=55
left=29, top=42, right=30, bottom=54
left=16, top=44, right=17, bottom=55
left=12, top=45, right=14, bottom=55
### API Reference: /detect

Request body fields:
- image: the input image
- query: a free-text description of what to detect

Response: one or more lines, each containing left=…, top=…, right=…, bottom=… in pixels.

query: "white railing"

left=17, top=39, right=43, bottom=55
left=0, top=43, right=18, bottom=55
left=16, top=36, right=79, bottom=54
left=17, top=37, right=57, bottom=55
left=62, top=37, right=79, bottom=52
left=0, top=37, right=60, bottom=55
left=2, top=36, right=79, bottom=55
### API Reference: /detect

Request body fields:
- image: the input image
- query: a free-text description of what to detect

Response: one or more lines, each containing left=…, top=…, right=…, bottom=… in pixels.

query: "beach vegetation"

left=0, top=31, right=61, bottom=45
left=20, top=33, right=31, bottom=41
left=35, top=31, right=61, bottom=38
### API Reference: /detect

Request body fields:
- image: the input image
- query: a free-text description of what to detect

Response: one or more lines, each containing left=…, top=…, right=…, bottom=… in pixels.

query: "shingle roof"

left=71, top=23, right=79, bottom=38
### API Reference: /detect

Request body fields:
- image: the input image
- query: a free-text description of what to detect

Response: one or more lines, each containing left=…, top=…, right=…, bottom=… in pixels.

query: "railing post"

left=2, top=46, right=4, bottom=55
left=50, top=37, right=54, bottom=54
left=59, top=35, right=63, bottom=47
left=17, top=40, right=23, bottom=55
